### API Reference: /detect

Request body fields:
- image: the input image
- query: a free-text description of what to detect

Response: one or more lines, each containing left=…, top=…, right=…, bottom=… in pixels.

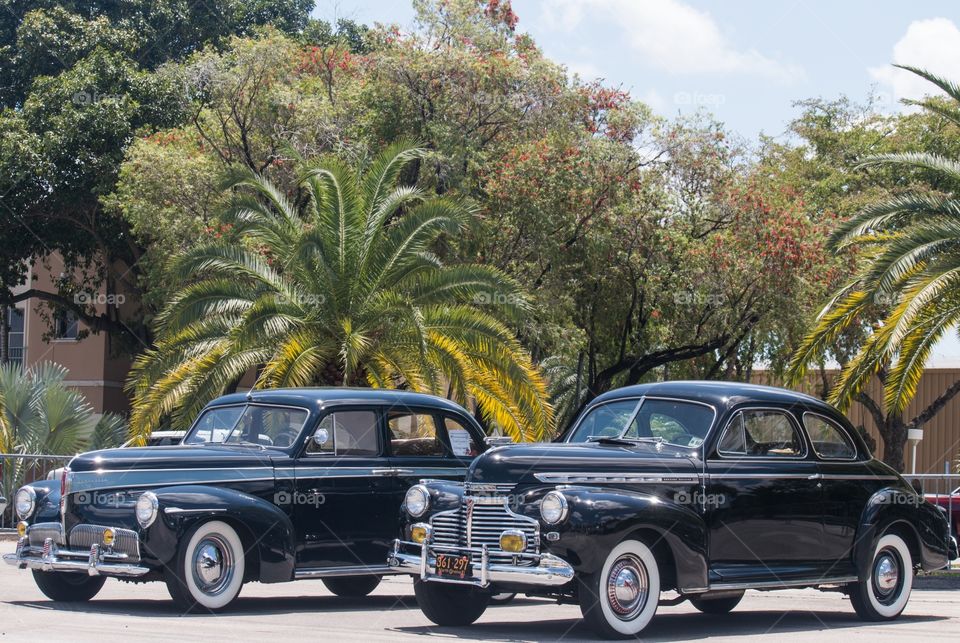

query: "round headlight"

left=540, top=491, right=568, bottom=524
left=15, top=487, right=36, bottom=520
left=136, top=491, right=159, bottom=528
left=404, top=485, right=429, bottom=517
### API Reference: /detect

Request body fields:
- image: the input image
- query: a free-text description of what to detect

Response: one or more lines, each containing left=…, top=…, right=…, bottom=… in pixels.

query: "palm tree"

left=788, top=66, right=960, bottom=470
left=128, top=142, right=553, bottom=441
left=0, top=362, right=126, bottom=512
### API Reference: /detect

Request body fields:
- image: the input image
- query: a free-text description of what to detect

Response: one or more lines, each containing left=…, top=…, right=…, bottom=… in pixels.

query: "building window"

left=54, top=309, right=78, bottom=340
left=5, top=306, right=24, bottom=366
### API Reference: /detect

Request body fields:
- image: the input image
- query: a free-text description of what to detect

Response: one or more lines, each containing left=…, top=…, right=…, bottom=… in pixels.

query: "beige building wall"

left=10, top=255, right=131, bottom=415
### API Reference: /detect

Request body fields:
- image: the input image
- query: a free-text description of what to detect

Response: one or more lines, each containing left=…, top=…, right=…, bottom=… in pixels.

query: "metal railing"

left=0, top=454, right=72, bottom=529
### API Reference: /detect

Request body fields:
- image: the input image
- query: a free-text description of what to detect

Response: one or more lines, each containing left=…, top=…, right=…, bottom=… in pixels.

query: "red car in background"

left=925, top=486, right=960, bottom=540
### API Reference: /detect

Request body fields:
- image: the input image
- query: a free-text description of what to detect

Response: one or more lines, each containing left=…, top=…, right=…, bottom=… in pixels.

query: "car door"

left=292, top=407, right=396, bottom=570
left=803, top=411, right=871, bottom=569
left=704, top=407, right=825, bottom=583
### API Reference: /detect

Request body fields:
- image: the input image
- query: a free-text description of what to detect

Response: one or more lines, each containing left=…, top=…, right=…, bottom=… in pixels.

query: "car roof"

left=207, top=387, right=472, bottom=415
left=589, top=380, right=831, bottom=414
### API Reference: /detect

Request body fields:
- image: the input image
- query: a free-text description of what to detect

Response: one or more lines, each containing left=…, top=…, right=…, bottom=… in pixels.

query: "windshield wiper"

left=589, top=435, right=667, bottom=448
left=589, top=436, right=643, bottom=446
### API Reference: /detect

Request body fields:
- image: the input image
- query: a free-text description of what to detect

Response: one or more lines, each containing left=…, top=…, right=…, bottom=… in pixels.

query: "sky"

left=312, top=0, right=960, bottom=366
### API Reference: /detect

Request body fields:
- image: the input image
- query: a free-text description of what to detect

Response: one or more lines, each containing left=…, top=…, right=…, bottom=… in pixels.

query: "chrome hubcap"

left=606, top=554, right=648, bottom=620
left=874, top=553, right=899, bottom=595
left=192, top=535, right=234, bottom=596
left=874, top=555, right=900, bottom=592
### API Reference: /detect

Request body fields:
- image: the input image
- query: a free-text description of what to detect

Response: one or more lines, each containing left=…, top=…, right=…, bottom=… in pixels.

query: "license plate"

left=435, top=553, right=472, bottom=579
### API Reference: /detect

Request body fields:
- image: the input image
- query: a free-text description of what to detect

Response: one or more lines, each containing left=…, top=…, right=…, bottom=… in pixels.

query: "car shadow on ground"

left=391, top=610, right=948, bottom=642
left=7, top=593, right=546, bottom=618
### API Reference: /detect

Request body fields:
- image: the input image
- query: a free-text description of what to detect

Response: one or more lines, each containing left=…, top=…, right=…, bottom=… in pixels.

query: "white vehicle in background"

left=45, top=431, right=186, bottom=480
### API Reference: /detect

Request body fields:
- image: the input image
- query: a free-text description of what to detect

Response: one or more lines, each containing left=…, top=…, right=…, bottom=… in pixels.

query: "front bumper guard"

left=388, top=539, right=574, bottom=588
left=3, top=527, right=149, bottom=578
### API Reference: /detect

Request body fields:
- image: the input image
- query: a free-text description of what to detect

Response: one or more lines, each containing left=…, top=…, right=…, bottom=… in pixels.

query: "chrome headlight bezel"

left=404, top=485, right=430, bottom=518
left=540, top=491, right=568, bottom=524
left=135, top=491, right=159, bottom=528
left=14, top=486, right=36, bottom=520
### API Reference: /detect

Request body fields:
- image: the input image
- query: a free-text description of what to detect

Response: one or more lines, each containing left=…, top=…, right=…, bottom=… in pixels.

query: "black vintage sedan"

left=390, top=381, right=959, bottom=638
left=5, top=388, right=488, bottom=611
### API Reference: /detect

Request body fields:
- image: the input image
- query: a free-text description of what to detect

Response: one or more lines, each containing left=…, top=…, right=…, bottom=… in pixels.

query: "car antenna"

left=245, top=384, right=255, bottom=401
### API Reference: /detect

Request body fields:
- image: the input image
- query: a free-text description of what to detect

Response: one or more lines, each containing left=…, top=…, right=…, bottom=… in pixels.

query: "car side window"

left=803, top=414, right=856, bottom=459
left=443, top=416, right=481, bottom=457
left=306, top=410, right=379, bottom=456
left=388, top=412, right=449, bottom=457
left=718, top=409, right=805, bottom=458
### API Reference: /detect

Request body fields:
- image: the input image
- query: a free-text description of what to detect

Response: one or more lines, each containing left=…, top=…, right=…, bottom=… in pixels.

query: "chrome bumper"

left=388, top=539, right=575, bottom=588
left=3, top=523, right=149, bottom=577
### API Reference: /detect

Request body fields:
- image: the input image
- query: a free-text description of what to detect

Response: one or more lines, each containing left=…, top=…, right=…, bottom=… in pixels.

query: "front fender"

left=544, top=486, right=708, bottom=592
left=399, top=480, right=463, bottom=538
left=144, top=485, right=296, bottom=583
left=22, top=480, right=61, bottom=523
left=855, top=487, right=951, bottom=572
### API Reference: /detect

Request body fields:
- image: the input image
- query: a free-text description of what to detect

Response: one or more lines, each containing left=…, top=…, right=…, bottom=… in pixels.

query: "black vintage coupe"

left=390, top=381, right=959, bottom=638
left=5, top=388, right=488, bottom=611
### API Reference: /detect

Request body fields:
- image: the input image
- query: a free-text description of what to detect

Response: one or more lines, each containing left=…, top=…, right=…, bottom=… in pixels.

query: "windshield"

left=184, top=404, right=309, bottom=449
left=566, top=398, right=715, bottom=448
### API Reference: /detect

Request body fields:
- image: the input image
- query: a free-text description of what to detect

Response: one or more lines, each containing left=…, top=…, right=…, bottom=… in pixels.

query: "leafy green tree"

left=128, top=143, right=552, bottom=441
left=788, top=66, right=960, bottom=471
left=0, top=0, right=315, bottom=352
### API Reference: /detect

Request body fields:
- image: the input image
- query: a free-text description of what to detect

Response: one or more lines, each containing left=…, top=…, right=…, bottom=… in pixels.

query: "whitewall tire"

left=579, top=539, right=661, bottom=639
left=850, top=533, right=913, bottom=621
left=165, top=520, right=246, bottom=612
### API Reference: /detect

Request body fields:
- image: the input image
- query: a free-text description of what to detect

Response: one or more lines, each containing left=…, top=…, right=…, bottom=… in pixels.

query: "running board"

left=295, top=565, right=401, bottom=579
left=707, top=576, right=858, bottom=591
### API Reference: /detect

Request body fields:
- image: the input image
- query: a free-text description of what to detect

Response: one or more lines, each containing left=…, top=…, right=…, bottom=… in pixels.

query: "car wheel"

left=490, top=592, right=517, bottom=605
left=690, top=591, right=744, bottom=614
left=413, top=579, right=490, bottom=626
left=165, top=520, right=245, bottom=612
left=578, top=539, right=661, bottom=639
left=32, top=570, right=106, bottom=602
left=322, top=575, right=381, bottom=597
left=850, top=533, right=913, bottom=621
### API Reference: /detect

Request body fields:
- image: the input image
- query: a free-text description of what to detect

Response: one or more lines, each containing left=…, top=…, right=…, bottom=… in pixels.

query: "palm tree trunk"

left=0, top=304, right=8, bottom=365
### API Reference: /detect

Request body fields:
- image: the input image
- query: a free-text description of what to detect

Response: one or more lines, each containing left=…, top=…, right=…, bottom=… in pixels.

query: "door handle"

left=372, top=468, right=397, bottom=476
left=393, top=468, right=414, bottom=476
left=808, top=473, right=822, bottom=480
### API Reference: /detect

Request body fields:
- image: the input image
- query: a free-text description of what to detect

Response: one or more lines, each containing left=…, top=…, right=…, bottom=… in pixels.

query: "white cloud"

left=869, top=18, right=960, bottom=104
left=539, top=0, right=803, bottom=82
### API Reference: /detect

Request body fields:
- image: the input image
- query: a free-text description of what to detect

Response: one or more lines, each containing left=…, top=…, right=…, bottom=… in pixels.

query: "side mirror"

left=484, top=436, right=513, bottom=446
left=313, top=428, right=330, bottom=447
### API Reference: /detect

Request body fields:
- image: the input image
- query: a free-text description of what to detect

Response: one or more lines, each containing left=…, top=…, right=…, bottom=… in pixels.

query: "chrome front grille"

left=69, top=525, right=140, bottom=560
left=463, top=482, right=516, bottom=496
left=27, top=522, right=65, bottom=547
left=429, top=493, right=539, bottom=564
